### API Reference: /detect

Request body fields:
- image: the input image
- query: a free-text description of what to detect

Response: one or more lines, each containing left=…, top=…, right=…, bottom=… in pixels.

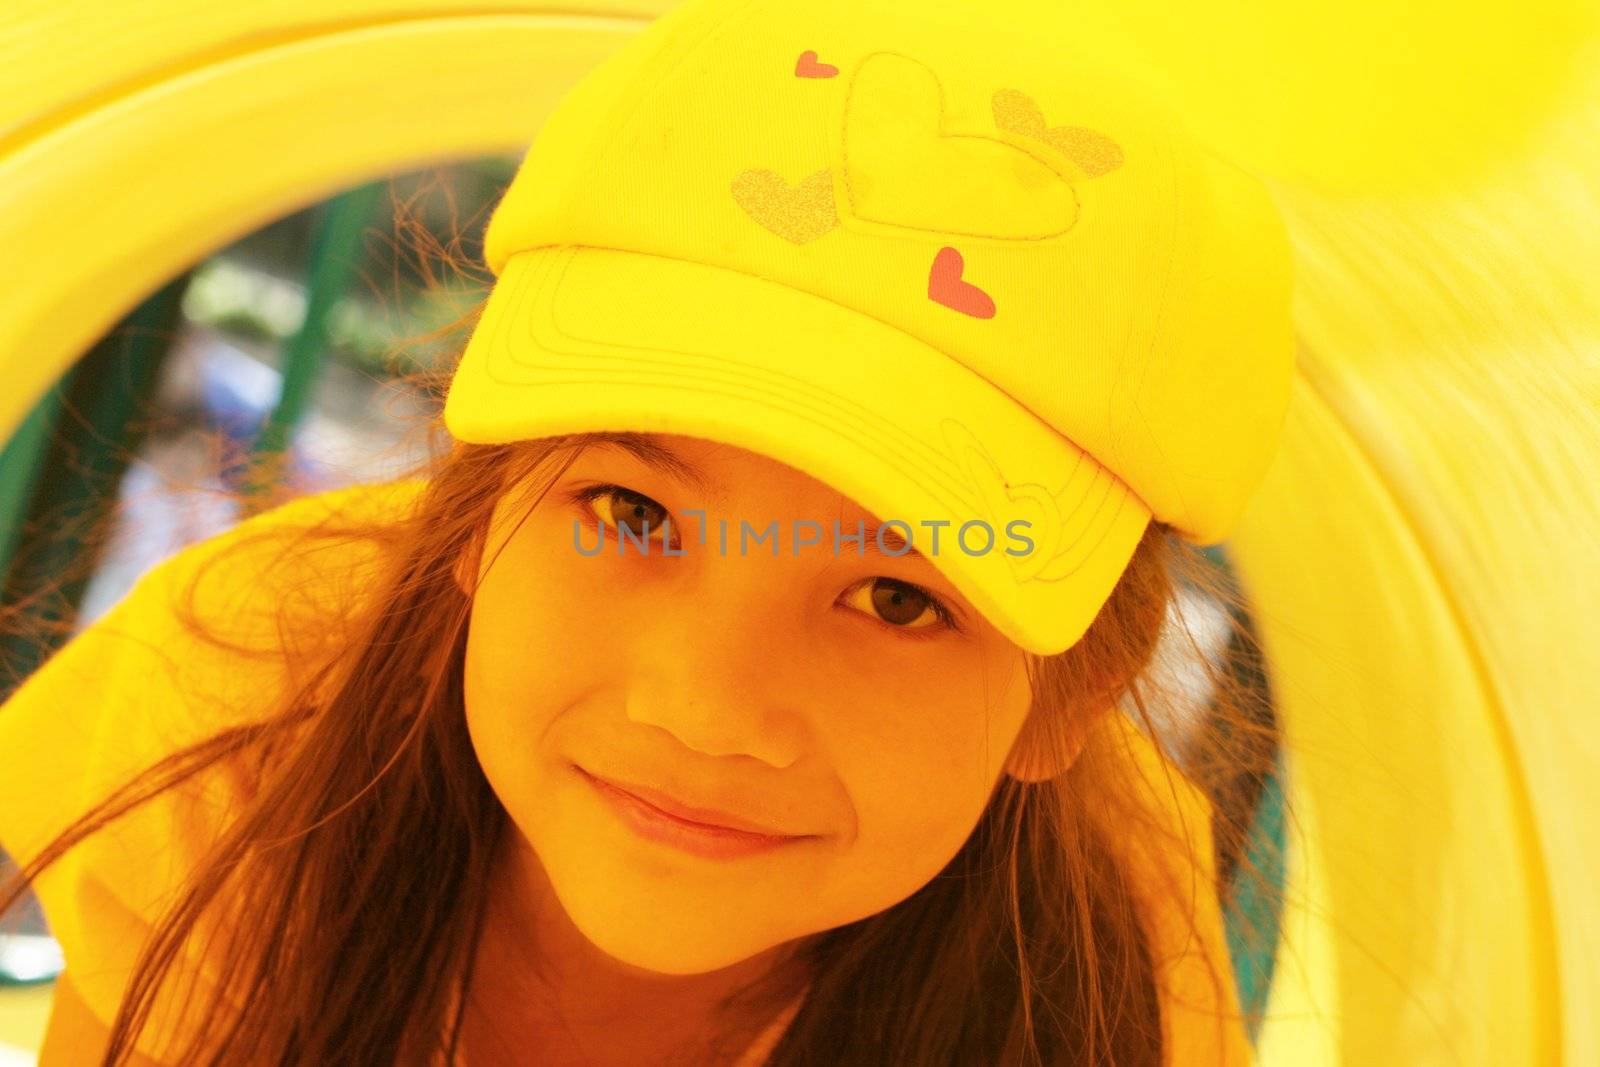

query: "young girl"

left=0, top=0, right=1292, bottom=1063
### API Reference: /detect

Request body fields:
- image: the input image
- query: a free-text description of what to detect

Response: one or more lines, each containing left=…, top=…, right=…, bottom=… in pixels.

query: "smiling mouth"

left=575, top=767, right=811, bottom=860
left=577, top=766, right=803, bottom=836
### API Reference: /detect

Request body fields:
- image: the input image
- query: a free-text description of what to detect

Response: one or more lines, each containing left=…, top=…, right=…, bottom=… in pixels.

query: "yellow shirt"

left=0, top=479, right=1249, bottom=1065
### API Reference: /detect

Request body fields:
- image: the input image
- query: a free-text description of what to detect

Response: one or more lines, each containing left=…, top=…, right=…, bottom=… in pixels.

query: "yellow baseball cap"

left=443, top=0, right=1296, bottom=657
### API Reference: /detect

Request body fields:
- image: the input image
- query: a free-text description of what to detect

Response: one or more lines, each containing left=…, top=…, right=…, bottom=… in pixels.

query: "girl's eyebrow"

left=582, top=431, right=725, bottom=504
left=581, top=432, right=936, bottom=563
left=859, top=522, right=927, bottom=561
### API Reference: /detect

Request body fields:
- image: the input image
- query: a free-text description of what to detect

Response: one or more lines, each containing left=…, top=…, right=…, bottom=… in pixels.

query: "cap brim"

left=444, top=245, right=1151, bottom=657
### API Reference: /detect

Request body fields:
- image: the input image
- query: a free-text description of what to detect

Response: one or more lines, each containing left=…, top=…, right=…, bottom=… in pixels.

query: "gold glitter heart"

left=730, top=168, right=840, bottom=245
left=991, top=88, right=1124, bottom=178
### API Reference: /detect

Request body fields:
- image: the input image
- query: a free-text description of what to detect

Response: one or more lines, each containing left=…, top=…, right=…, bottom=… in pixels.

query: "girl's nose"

left=620, top=576, right=809, bottom=768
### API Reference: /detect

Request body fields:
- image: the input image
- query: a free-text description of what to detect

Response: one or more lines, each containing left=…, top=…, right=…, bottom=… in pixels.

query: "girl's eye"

left=574, top=484, right=678, bottom=548
left=571, top=485, right=958, bottom=640
left=842, top=577, right=959, bottom=640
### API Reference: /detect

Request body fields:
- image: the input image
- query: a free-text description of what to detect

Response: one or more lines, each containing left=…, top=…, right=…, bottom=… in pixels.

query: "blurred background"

left=0, top=158, right=514, bottom=632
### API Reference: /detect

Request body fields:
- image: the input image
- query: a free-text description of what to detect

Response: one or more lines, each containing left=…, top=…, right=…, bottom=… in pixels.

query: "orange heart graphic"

left=927, top=247, right=994, bottom=319
left=730, top=168, right=840, bottom=245
left=794, top=49, right=838, bottom=78
left=991, top=88, right=1124, bottom=178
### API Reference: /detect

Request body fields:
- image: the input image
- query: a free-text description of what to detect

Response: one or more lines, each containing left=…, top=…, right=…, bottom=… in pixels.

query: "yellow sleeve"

left=0, top=546, right=251, bottom=1059
left=0, top=480, right=415, bottom=1060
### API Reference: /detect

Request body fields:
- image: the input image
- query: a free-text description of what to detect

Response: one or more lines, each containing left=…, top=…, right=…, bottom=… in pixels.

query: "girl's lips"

left=583, top=769, right=797, bottom=836
left=578, top=768, right=808, bottom=861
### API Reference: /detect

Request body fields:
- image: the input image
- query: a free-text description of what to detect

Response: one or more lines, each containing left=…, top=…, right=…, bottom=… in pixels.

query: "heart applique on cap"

left=927, top=247, right=994, bottom=318
left=730, top=168, right=839, bottom=245
left=838, top=52, right=1081, bottom=240
left=794, top=49, right=839, bottom=78
left=729, top=50, right=1127, bottom=323
left=939, top=419, right=1064, bottom=585
left=991, top=88, right=1125, bottom=178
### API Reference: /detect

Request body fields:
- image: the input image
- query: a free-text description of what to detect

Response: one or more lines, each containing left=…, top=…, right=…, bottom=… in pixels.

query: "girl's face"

left=461, top=432, right=1039, bottom=976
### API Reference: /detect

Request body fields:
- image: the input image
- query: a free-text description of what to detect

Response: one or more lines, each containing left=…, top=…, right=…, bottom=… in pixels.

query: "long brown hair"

left=0, top=183, right=1280, bottom=1066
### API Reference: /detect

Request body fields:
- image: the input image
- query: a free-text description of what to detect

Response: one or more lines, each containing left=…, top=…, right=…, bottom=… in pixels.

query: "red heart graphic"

left=794, top=49, right=839, bottom=78
left=927, top=247, right=995, bottom=319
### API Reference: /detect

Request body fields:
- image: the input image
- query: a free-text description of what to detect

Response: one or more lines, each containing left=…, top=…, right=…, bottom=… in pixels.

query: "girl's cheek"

left=818, top=767, right=990, bottom=921
left=484, top=520, right=626, bottom=643
left=836, top=687, right=1029, bottom=896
